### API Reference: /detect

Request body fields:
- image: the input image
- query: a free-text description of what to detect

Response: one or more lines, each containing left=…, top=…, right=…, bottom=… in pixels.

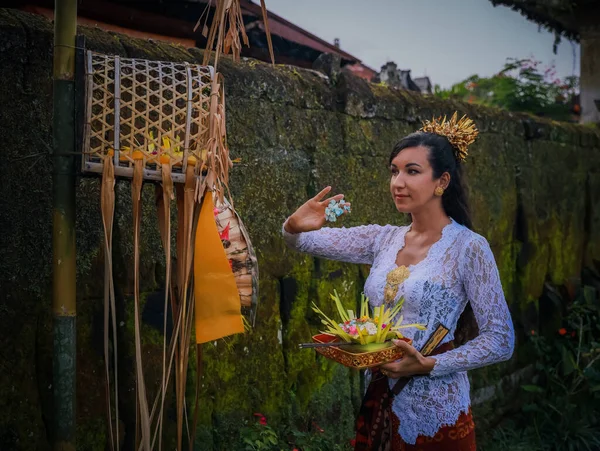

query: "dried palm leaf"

left=202, top=0, right=274, bottom=69
left=154, top=156, right=175, bottom=448
left=259, top=0, right=275, bottom=66
left=174, top=163, right=199, bottom=450
left=131, top=157, right=152, bottom=450
left=196, top=74, right=233, bottom=206
left=101, top=156, right=119, bottom=450
left=148, top=161, right=199, bottom=451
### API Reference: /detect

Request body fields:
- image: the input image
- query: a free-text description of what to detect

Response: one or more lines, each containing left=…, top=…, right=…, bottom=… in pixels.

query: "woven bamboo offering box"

left=83, top=52, right=213, bottom=182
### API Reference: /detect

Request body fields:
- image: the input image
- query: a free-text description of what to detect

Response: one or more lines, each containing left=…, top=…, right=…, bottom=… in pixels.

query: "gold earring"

left=434, top=187, right=444, bottom=196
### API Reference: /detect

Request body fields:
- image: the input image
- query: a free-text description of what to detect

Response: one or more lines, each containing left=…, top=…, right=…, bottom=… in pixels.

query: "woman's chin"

left=394, top=203, right=412, bottom=214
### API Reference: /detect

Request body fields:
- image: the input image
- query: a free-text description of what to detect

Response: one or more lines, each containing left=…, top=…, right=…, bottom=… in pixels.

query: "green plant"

left=283, top=422, right=352, bottom=451
left=238, top=413, right=354, bottom=451
left=240, top=427, right=279, bottom=451
left=239, top=415, right=279, bottom=451
left=480, top=420, right=541, bottom=451
left=481, top=271, right=600, bottom=451
left=434, top=57, right=579, bottom=122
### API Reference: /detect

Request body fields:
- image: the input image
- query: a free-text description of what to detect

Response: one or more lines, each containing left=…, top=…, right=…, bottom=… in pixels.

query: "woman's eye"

left=408, top=169, right=419, bottom=175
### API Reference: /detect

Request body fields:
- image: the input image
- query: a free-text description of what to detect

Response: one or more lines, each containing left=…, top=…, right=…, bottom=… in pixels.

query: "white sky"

left=263, top=0, right=580, bottom=88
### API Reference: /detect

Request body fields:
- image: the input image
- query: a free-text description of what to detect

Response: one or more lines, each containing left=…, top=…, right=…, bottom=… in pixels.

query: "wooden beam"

left=19, top=0, right=201, bottom=41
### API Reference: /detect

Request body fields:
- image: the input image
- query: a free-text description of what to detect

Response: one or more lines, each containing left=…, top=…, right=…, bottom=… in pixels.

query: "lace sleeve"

left=430, top=235, right=515, bottom=377
left=282, top=220, right=387, bottom=265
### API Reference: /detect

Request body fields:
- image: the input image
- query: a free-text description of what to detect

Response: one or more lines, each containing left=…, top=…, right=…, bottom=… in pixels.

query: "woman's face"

left=389, top=146, right=447, bottom=214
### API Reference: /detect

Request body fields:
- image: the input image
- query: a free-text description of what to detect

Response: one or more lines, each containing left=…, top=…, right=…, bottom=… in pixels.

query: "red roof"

left=19, top=0, right=377, bottom=75
left=239, top=0, right=369, bottom=66
left=345, top=63, right=377, bottom=81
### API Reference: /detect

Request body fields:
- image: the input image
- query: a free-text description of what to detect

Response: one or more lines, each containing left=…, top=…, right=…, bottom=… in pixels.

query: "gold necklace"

left=383, top=265, right=410, bottom=304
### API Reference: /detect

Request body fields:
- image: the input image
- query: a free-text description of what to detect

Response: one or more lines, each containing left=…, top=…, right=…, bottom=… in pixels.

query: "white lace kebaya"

left=282, top=218, right=515, bottom=444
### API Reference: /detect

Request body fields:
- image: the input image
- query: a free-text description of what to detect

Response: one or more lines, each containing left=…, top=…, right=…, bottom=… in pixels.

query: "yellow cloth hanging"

left=194, top=191, right=244, bottom=343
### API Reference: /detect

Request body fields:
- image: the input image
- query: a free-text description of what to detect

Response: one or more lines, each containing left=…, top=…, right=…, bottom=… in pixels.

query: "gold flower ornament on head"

left=419, top=112, right=479, bottom=163
left=384, top=265, right=411, bottom=305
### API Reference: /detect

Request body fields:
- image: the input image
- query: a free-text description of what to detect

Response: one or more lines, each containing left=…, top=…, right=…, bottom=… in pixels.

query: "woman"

left=282, top=114, right=515, bottom=450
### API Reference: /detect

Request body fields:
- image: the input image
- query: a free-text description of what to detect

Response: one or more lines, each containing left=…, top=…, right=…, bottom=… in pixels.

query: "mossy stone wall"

left=1, top=9, right=599, bottom=450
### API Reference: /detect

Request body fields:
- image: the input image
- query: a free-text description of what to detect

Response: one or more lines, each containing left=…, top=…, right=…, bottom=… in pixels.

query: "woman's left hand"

left=379, top=339, right=436, bottom=378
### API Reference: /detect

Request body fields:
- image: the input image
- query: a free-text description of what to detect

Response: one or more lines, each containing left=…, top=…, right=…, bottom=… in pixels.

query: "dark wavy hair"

left=389, top=131, right=478, bottom=345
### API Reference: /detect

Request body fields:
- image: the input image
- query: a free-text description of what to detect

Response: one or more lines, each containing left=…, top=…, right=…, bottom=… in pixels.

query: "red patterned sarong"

left=354, top=340, right=476, bottom=450
left=354, top=371, right=476, bottom=450
left=391, top=408, right=476, bottom=451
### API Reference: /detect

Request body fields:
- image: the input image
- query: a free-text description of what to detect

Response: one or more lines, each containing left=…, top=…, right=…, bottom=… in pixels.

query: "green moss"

left=281, top=258, right=314, bottom=385
left=303, top=364, right=358, bottom=441
left=283, top=258, right=360, bottom=411
left=77, top=418, right=107, bottom=451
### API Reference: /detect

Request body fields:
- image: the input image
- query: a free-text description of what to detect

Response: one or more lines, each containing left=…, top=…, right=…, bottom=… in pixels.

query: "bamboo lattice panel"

left=83, top=52, right=214, bottom=182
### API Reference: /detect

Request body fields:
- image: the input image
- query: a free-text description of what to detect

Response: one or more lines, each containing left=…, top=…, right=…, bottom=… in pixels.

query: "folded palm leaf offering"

left=303, top=290, right=426, bottom=369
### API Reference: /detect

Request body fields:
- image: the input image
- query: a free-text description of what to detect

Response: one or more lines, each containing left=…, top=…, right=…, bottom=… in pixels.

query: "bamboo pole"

left=52, top=0, right=77, bottom=449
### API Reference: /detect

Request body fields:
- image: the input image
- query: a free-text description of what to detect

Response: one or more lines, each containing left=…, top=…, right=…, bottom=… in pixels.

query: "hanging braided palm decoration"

left=82, top=1, right=270, bottom=448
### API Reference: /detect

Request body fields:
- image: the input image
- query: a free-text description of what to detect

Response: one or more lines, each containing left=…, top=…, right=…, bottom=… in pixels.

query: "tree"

left=435, top=57, right=579, bottom=122
left=488, top=0, right=600, bottom=125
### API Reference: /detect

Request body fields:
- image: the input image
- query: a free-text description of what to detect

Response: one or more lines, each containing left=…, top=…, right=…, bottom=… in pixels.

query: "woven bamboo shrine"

left=82, top=50, right=259, bottom=450
left=83, top=53, right=212, bottom=182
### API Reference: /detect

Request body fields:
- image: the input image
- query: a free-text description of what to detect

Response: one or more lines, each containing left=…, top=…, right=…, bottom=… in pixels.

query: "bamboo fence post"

left=52, top=0, right=78, bottom=449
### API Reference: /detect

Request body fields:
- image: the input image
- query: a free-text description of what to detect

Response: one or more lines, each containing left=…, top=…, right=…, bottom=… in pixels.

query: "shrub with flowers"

left=239, top=414, right=279, bottom=450
left=481, top=269, right=600, bottom=451
left=238, top=413, right=352, bottom=450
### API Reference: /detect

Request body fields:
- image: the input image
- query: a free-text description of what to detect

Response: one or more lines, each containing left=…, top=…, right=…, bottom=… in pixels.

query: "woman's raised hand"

left=284, top=186, right=350, bottom=234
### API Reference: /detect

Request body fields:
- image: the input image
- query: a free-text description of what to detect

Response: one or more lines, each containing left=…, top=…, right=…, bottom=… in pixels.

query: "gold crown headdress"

left=419, top=112, right=478, bottom=163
